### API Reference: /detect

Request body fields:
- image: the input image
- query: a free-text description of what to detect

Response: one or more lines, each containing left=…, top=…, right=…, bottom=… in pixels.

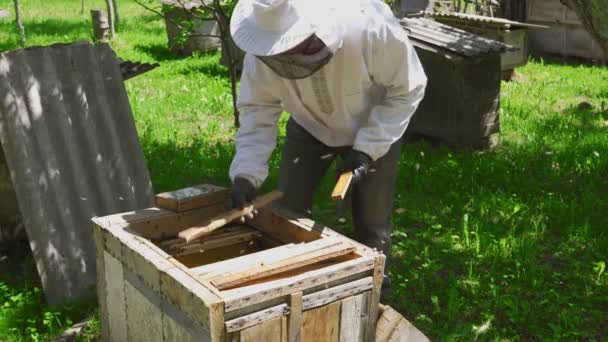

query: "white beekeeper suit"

left=229, top=0, right=427, bottom=188
left=227, top=0, right=427, bottom=299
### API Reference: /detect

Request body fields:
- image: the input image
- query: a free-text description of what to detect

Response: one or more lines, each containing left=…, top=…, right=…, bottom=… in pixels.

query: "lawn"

left=0, top=0, right=607, bottom=340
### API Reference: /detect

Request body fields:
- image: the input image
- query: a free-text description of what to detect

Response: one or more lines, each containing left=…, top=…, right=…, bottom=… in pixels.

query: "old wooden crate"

left=93, top=184, right=385, bottom=341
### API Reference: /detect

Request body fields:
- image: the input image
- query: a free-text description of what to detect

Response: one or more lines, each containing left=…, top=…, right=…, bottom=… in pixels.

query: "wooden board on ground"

left=376, top=304, right=430, bottom=342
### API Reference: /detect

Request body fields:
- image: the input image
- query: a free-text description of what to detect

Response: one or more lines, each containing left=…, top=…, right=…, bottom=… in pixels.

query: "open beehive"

left=93, top=184, right=386, bottom=341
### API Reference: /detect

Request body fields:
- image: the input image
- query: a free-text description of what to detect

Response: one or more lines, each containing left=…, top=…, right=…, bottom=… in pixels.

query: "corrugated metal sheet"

left=401, top=18, right=510, bottom=57
left=426, top=11, right=549, bottom=29
left=0, top=41, right=154, bottom=305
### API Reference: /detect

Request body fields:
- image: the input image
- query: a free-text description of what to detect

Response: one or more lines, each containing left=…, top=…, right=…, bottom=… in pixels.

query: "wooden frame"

left=93, top=185, right=385, bottom=341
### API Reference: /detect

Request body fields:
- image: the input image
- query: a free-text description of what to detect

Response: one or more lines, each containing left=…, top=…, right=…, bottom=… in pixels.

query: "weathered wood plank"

left=103, top=250, right=127, bottom=342
left=94, top=202, right=226, bottom=240
left=225, top=303, right=290, bottom=332
left=155, top=184, right=229, bottom=212
left=161, top=288, right=212, bottom=342
left=124, top=269, right=163, bottom=342
left=339, top=294, right=364, bottom=342
left=161, top=266, right=223, bottom=332
left=211, top=242, right=356, bottom=290
left=302, top=277, right=373, bottom=311
left=179, top=191, right=284, bottom=242
left=93, top=225, right=110, bottom=341
left=194, top=237, right=344, bottom=280
left=300, top=301, right=340, bottom=342
left=364, top=255, right=386, bottom=342
left=386, top=318, right=430, bottom=342
left=240, top=316, right=284, bottom=342
left=288, top=292, right=303, bottom=342
left=223, top=256, right=375, bottom=312
left=375, top=305, right=403, bottom=342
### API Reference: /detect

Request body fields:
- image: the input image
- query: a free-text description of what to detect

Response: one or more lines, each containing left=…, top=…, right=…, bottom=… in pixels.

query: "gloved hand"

left=336, top=149, right=373, bottom=184
left=231, top=177, right=257, bottom=222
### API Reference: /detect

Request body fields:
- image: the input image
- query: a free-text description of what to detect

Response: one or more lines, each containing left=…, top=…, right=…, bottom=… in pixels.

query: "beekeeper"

left=228, top=0, right=427, bottom=297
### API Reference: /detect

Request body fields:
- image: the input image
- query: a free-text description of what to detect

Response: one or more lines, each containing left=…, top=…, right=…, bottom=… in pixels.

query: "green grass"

left=1, top=0, right=607, bottom=340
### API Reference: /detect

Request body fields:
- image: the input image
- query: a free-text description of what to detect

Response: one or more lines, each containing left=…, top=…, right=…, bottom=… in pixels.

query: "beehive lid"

left=401, top=17, right=514, bottom=57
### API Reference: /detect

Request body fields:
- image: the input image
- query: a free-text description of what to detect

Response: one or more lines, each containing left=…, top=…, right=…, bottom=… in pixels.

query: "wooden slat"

left=155, top=184, right=229, bottom=212
left=93, top=226, right=110, bottom=341
left=93, top=202, right=226, bottom=240
left=302, top=277, right=373, bottom=311
left=225, top=304, right=289, bottom=333
left=364, top=255, right=386, bottom=342
left=194, top=237, right=343, bottom=280
left=376, top=305, right=403, bottom=342
left=211, top=242, right=356, bottom=290
left=248, top=209, right=321, bottom=244
left=240, top=316, right=285, bottom=342
left=124, top=269, right=163, bottom=342
left=331, top=172, right=352, bottom=201
left=103, top=251, right=127, bottom=342
left=166, top=228, right=262, bottom=257
left=288, top=292, right=303, bottom=342
left=339, top=294, right=364, bottom=342
left=300, top=301, right=340, bottom=342
left=222, top=256, right=375, bottom=312
left=386, top=318, right=430, bottom=342
left=178, top=191, right=284, bottom=242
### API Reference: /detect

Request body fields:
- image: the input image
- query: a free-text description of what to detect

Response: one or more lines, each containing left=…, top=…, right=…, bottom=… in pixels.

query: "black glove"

left=231, top=177, right=257, bottom=222
left=337, top=149, right=373, bottom=184
left=231, top=177, right=257, bottom=209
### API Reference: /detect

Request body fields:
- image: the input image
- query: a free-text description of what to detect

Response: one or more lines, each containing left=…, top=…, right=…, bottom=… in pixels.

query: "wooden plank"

left=93, top=225, right=110, bottom=341
left=124, top=269, right=163, bottom=342
left=155, top=184, right=229, bottom=212
left=240, top=316, right=285, bottom=342
left=194, top=237, right=345, bottom=279
left=170, top=229, right=262, bottom=258
left=248, top=209, right=321, bottom=244
left=302, top=277, right=373, bottom=311
left=159, top=225, right=257, bottom=250
left=93, top=201, right=226, bottom=240
left=103, top=250, right=127, bottom=342
left=223, top=256, right=375, bottom=312
left=252, top=208, right=378, bottom=257
left=375, top=305, right=403, bottom=342
left=225, top=303, right=290, bottom=332
left=300, top=301, right=340, bottom=342
left=162, top=296, right=212, bottom=342
left=364, top=255, right=386, bottom=342
left=288, top=292, right=303, bottom=342
left=211, top=242, right=356, bottom=290
left=331, top=171, right=352, bottom=201
left=161, top=266, right=223, bottom=332
left=386, top=318, right=430, bottom=342
left=178, top=191, right=284, bottom=242
left=339, top=294, right=364, bottom=342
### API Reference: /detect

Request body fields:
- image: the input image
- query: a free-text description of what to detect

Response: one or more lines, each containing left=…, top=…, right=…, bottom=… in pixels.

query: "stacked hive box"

left=93, top=184, right=387, bottom=341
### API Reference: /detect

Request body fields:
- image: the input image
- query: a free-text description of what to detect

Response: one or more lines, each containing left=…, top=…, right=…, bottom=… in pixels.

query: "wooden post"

left=90, top=9, right=110, bottom=42
left=13, top=0, right=25, bottom=47
left=104, top=0, right=115, bottom=38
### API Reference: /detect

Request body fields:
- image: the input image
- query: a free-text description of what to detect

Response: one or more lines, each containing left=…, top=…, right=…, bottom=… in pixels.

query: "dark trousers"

left=277, top=118, right=402, bottom=287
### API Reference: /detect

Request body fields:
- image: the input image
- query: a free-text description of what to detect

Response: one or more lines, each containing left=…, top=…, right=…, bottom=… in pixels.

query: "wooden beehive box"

left=93, top=184, right=385, bottom=341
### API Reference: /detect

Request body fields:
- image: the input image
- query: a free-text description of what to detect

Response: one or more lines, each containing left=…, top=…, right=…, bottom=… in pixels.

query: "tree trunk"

left=112, top=0, right=120, bottom=25
left=13, top=0, right=25, bottom=47
left=560, top=0, right=608, bottom=59
left=105, top=0, right=115, bottom=38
